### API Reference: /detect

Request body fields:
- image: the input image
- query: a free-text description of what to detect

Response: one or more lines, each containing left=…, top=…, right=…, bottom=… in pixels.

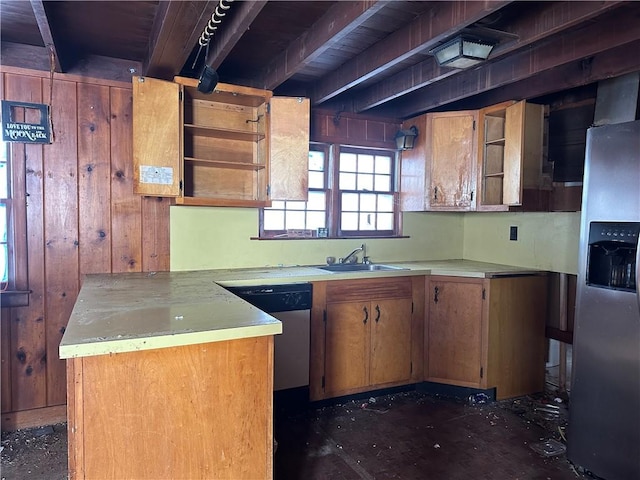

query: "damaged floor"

left=2, top=389, right=587, bottom=480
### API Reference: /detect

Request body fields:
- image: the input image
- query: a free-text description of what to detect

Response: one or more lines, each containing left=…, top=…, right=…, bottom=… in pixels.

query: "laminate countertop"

left=59, top=260, right=542, bottom=359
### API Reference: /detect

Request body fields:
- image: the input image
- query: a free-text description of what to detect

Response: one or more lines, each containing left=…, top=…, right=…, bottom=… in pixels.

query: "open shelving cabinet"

left=476, top=100, right=546, bottom=211
left=133, top=76, right=276, bottom=207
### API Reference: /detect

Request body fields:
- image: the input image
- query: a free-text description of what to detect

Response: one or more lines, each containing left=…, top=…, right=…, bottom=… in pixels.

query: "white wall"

left=171, top=207, right=580, bottom=274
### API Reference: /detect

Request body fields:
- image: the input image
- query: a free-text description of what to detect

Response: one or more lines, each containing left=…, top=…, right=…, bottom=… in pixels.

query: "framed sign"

left=1, top=100, right=52, bottom=144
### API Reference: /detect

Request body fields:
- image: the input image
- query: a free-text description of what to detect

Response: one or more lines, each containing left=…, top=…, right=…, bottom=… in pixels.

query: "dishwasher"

left=224, top=283, right=312, bottom=392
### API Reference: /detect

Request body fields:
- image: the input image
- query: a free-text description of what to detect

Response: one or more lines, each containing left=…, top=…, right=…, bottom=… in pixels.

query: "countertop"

left=59, top=260, right=543, bottom=359
left=59, top=271, right=282, bottom=359
left=211, top=259, right=543, bottom=286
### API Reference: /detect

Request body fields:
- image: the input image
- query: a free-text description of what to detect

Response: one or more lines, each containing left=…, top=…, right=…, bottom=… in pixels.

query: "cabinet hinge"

left=321, top=375, right=325, bottom=389
left=266, top=184, right=271, bottom=197
left=480, top=367, right=484, bottom=378
left=410, top=362, right=413, bottom=374
left=323, top=310, right=327, bottom=323
left=411, top=302, right=414, bottom=314
left=179, top=180, right=183, bottom=191
left=482, top=288, right=486, bottom=300
left=473, top=120, right=476, bottom=130
left=266, top=102, right=271, bottom=114
left=179, top=90, right=183, bottom=102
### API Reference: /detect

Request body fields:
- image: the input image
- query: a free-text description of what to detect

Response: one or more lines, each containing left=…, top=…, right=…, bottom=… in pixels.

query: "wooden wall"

left=1, top=67, right=171, bottom=430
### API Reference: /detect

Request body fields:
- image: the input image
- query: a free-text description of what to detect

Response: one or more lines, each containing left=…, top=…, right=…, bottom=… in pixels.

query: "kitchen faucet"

left=340, top=243, right=366, bottom=264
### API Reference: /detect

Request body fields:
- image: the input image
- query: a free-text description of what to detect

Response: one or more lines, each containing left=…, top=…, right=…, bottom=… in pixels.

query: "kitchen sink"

left=317, top=263, right=408, bottom=272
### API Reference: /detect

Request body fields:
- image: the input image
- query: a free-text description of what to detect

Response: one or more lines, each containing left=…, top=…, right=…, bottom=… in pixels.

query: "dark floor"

left=274, top=389, right=584, bottom=480
left=2, top=388, right=588, bottom=480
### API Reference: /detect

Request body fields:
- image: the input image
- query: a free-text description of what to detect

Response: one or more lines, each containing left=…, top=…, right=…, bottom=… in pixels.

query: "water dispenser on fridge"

left=586, top=222, right=639, bottom=292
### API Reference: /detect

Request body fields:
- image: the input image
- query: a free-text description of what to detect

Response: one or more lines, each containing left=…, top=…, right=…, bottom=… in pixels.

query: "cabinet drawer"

left=326, top=277, right=412, bottom=302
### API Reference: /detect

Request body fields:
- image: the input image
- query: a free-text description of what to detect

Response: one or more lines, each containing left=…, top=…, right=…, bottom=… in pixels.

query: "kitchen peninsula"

left=60, top=260, right=547, bottom=479
left=59, top=271, right=282, bottom=480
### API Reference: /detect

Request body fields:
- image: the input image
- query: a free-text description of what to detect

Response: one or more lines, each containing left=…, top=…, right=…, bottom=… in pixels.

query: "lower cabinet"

left=310, top=277, right=425, bottom=401
left=426, top=274, right=548, bottom=400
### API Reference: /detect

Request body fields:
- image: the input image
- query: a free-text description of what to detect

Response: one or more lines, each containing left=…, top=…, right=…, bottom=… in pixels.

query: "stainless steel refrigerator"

left=568, top=119, right=640, bottom=479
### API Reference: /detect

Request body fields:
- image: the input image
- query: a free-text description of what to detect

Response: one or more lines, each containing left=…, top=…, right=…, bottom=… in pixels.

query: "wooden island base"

left=66, top=336, right=274, bottom=480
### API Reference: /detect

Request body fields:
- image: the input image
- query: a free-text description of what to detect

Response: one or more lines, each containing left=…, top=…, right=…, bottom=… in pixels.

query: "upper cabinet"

left=132, top=76, right=309, bottom=207
left=476, top=100, right=546, bottom=211
left=400, top=100, right=547, bottom=212
left=400, top=111, right=477, bottom=212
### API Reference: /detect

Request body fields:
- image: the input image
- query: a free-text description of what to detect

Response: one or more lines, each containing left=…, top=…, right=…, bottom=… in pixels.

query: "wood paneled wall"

left=1, top=67, right=170, bottom=430
left=311, top=109, right=401, bottom=149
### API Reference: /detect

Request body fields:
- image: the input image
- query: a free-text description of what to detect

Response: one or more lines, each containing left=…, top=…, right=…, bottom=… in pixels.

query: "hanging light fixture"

left=395, top=125, right=418, bottom=150
left=430, top=35, right=495, bottom=69
left=194, top=0, right=234, bottom=93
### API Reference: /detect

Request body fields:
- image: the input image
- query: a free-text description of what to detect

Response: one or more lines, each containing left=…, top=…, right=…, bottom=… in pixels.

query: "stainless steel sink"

left=317, top=263, right=407, bottom=272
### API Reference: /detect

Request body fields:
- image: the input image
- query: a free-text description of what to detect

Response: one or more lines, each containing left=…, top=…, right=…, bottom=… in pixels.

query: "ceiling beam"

left=144, top=1, right=216, bottom=80
left=29, top=0, right=63, bottom=72
left=310, top=0, right=513, bottom=105
left=384, top=5, right=640, bottom=119
left=260, top=0, right=387, bottom=90
left=447, top=40, right=640, bottom=112
left=204, top=0, right=268, bottom=71
left=353, top=0, right=625, bottom=112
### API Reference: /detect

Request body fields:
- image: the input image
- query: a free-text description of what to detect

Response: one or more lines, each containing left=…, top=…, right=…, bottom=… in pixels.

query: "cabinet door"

left=132, top=76, right=181, bottom=197
left=427, top=279, right=484, bottom=387
left=324, top=301, right=370, bottom=395
left=503, top=101, right=544, bottom=205
left=269, top=97, right=310, bottom=201
left=370, top=298, right=412, bottom=385
left=428, top=111, right=477, bottom=210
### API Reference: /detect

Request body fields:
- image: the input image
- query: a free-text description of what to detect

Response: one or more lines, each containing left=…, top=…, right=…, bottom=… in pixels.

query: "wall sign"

left=1, top=100, right=52, bottom=144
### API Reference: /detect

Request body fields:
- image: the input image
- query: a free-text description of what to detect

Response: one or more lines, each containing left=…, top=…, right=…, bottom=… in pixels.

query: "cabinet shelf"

left=184, top=124, right=265, bottom=141
left=184, top=157, right=266, bottom=171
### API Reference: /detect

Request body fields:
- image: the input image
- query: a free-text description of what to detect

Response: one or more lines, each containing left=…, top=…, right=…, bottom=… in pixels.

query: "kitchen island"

left=60, top=271, right=282, bottom=480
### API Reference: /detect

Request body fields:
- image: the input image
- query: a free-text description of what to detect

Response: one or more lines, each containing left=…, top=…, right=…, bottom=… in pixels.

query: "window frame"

left=334, top=145, right=399, bottom=238
left=259, top=143, right=401, bottom=239
left=1, top=140, right=30, bottom=307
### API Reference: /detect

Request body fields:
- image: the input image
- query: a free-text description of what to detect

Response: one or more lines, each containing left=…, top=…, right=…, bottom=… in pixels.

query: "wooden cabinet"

left=426, top=274, right=548, bottom=400
left=400, top=111, right=477, bottom=211
left=400, top=101, right=546, bottom=212
left=132, top=76, right=309, bottom=207
left=310, top=276, right=425, bottom=401
left=476, top=100, right=546, bottom=210
left=67, top=336, right=275, bottom=479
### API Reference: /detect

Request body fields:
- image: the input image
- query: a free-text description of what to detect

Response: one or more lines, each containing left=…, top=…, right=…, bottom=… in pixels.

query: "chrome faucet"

left=340, top=243, right=366, bottom=264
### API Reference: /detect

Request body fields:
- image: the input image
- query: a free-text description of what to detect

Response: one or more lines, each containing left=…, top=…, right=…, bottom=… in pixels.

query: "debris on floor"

left=530, top=438, right=567, bottom=457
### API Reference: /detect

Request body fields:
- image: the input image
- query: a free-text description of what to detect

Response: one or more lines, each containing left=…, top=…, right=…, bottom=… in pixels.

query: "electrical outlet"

left=509, top=226, right=518, bottom=241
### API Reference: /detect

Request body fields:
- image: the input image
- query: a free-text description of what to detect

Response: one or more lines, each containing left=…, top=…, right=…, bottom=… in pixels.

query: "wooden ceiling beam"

left=446, top=40, right=640, bottom=112
left=353, top=0, right=625, bottom=112
left=204, top=0, right=268, bottom=71
left=29, top=0, right=63, bottom=72
left=260, top=0, right=387, bottom=90
left=144, top=1, right=216, bottom=80
left=382, top=6, right=640, bottom=119
left=310, top=0, right=512, bottom=105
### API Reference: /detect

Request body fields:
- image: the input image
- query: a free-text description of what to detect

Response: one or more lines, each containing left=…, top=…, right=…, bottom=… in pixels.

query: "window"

left=1, top=141, right=10, bottom=288
left=1, top=139, right=29, bottom=307
left=338, top=148, right=396, bottom=237
left=261, top=144, right=399, bottom=238
left=262, top=145, right=329, bottom=237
